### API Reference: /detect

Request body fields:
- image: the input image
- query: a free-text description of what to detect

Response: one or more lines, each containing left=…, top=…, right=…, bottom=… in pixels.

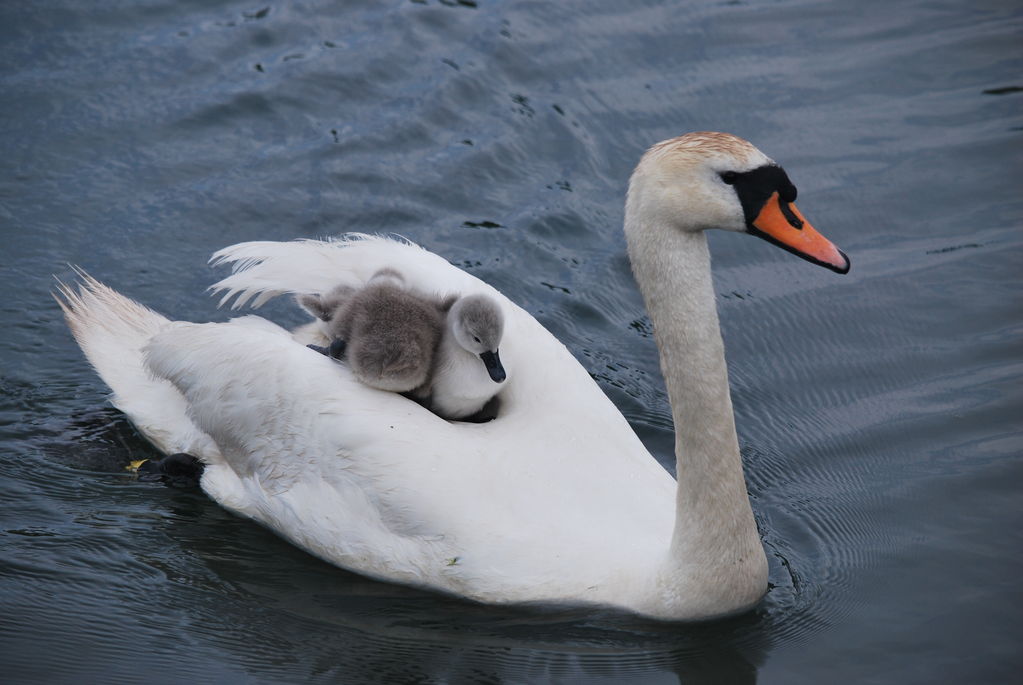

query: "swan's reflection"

left=143, top=494, right=770, bottom=685
left=50, top=408, right=798, bottom=684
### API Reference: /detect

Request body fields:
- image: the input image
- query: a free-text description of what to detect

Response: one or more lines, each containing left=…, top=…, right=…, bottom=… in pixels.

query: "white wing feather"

left=209, top=234, right=486, bottom=309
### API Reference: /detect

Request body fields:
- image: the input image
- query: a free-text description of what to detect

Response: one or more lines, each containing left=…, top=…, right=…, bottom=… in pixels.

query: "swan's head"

left=449, top=294, right=506, bottom=383
left=625, top=131, right=849, bottom=273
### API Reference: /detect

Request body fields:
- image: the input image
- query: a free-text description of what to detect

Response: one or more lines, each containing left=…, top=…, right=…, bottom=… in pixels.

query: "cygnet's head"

left=450, top=294, right=506, bottom=383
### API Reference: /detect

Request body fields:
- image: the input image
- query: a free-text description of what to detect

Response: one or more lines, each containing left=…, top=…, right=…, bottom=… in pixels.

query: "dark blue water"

left=2, top=1, right=1020, bottom=682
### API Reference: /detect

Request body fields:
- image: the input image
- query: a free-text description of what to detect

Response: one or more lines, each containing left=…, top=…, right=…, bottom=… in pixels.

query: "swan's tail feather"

left=208, top=234, right=483, bottom=311
left=54, top=271, right=219, bottom=459
left=54, top=269, right=171, bottom=390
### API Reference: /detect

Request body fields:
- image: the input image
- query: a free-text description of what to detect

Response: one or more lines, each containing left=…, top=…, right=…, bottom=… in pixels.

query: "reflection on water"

left=2, top=0, right=1021, bottom=682
left=5, top=407, right=770, bottom=683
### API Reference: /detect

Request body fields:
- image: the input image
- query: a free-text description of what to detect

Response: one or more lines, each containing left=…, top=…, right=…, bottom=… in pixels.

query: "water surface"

left=1, top=0, right=1021, bottom=682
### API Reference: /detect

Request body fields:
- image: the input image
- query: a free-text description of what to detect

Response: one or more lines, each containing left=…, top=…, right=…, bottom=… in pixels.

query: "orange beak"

left=750, top=192, right=849, bottom=274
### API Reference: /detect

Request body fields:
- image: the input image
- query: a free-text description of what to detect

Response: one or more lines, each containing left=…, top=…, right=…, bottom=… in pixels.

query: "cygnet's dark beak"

left=479, top=349, right=506, bottom=383
left=327, top=338, right=348, bottom=360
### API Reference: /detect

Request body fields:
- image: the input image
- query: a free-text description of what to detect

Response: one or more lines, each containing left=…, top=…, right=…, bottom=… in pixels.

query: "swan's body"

left=57, top=132, right=848, bottom=621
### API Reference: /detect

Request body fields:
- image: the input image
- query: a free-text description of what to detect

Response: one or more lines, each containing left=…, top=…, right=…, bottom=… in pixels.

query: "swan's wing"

left=209, top=234, right=486, bottom=309
left=143, top=316, right=460, bottom=580
left=54, top=273, right=218, bottom=458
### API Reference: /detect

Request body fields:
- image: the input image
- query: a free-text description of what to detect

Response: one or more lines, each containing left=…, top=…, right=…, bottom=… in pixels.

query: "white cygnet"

left=429, top=294, right=506, bottom=420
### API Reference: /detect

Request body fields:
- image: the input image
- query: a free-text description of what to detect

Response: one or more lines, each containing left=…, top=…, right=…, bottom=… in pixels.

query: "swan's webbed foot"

left=136, top=453, right=204, bottom=488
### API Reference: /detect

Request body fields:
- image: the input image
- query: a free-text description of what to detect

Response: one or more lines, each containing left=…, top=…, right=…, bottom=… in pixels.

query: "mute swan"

left=298, top=270, right=507, bottom=419
left=56, top=132, right=848, bottom=621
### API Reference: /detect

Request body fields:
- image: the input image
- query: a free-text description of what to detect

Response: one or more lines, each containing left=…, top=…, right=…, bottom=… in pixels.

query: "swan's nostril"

left=779, top=200, right=804, bottom=230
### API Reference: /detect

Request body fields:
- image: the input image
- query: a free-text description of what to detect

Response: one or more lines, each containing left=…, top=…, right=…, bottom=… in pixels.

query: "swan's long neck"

left=626, top=213, right=767, bottom=613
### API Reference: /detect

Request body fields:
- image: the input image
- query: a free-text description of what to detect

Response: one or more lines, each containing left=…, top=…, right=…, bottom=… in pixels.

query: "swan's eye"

left=720, top=171, right=738, bottom=185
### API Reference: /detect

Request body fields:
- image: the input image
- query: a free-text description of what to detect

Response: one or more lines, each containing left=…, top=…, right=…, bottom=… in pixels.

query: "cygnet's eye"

left=720, top=171, right=738, bottom=185
left=473, top=336, right=481, bottom=344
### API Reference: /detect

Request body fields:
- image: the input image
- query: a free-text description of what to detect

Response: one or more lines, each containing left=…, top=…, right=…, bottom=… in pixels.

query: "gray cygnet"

left=297, top=270, right=507, bottom=419
left=297, top=269, right=443, bottom=396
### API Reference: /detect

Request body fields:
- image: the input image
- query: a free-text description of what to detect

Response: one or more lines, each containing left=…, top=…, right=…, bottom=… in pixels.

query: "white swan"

left=56, top=132, right=848, bottom=621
